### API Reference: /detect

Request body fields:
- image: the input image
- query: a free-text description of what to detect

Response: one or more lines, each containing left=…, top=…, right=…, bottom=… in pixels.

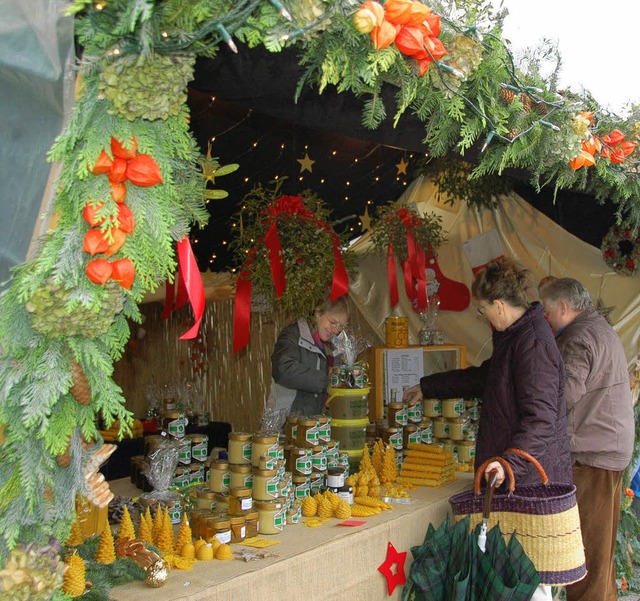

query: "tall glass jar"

left=228, top=431, right=252, bottom=465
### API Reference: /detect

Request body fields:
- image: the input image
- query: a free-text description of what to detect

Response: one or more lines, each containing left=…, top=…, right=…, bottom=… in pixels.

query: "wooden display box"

left=366, top=344, right=466, bottom=420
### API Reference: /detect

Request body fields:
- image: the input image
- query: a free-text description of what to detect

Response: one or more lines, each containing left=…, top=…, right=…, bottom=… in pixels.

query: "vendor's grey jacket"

left=267, top=318, right=329, bottom=419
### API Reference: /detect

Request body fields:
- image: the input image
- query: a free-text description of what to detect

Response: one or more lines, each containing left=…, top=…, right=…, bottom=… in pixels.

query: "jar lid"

left=286, top=414, right=299, bottom=424
left=230, top=486, right=252, bottom=497
left=229, top=515, right=246, bottom=525
left=188, top=434, right=205, bottom=442
left=230, top=464, right=252, bottom=473
left=384, top=427, right=399, bottom=434
left=292, top=476, right=309, bottom=483
left=163, top=411, right=181, bottom=418
left=432, top=416, right=446, bottom=422
left=449, top=417, right=464, bottom=423
left=404, top=425, right=418, bottom=432
left=297, top=417, right=316, bottom=427
left=388, top=402, right=404, bottom=409
left=244, top=510, right=259, bottom=520
left=252, top=432, right=279, bottom=443
left=229, top=431, right=252, bottom=441
left=311, top=445, right=324, bottom=452
left=212, top=459, right=229, bottom=469
left=309, top=472, right=323, bottom=480
left=252, top=467, right=277, bottom=477
left=327, top=467, right=345, bottom=475
left=196, top=489, right=216, bottom=499
left=291, top=447, right=308, bottom=456
left=214, top=492, right=229, bottom=502
left=213, top=517, right=231, bottom=528
left=189, top=463, right=203, bottom=471
left=325, top=440, right=336, bottom=448
left=312, top=415, right=328, bottom=423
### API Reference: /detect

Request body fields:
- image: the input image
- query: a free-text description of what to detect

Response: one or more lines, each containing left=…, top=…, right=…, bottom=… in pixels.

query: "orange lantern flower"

left=111, top=136, right=138, bottom=160
left=104, top=228, right=127, bottom=258
left=569, top=150, right=597, bottom=171
left=110, top=182, right=127, bottom=204
left=384, top=0, right=414, bottom=25
left=82, top=201, right=106, bottom=227
left=423, top=12, right=441, bottom=37
left=90, top=150, right=113, bottom=175
left=371, top=19, right=399, bottom=50
left=111, top=258, right=135, bottom=290
left=582, top=135, right=602, bottom=156
left=407, top=3, right=432, bottom=26
left=601, top=130, right=636, bottom=164
left=354, top=0, right=385, bottom=33
left=117, top=204, right=135, bottom=235
left=86, top=258, right=113, bottom=285
left=125, top=154, right=163, bottom=187
left=395, top=25, right=427, bottom=57
left=108, top=157, right=129, bottom=184
left=83, top=229, right=109, bottom=256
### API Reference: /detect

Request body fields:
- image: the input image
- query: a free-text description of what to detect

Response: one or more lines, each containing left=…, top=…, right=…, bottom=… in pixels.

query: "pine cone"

left=70, top=360, right=91, bottom=405
left=520, top=93, right=533, bottom=112
left=507, top=128, right=520, bottom=140
left=500, top=88, right=516, bottom=104
left=532, top=101, right=548, bottom=116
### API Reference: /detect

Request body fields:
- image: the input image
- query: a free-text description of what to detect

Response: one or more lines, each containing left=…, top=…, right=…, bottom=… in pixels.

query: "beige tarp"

left=349, top=175, right=640, bottom=367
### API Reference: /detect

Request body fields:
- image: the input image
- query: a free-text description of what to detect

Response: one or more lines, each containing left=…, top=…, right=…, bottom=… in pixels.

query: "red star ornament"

left=378, top=541, right=407, bottom=596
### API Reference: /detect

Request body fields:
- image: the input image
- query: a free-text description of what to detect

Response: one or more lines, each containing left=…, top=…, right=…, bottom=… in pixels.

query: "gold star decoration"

left=297, top=153, right=315, bottom=173
left=360, top=206, right=372, bottom=233
left=396, top=157, right=408, bottom=175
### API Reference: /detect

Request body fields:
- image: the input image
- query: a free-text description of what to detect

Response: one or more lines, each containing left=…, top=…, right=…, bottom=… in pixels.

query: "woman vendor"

left=261, top=295, right=350, bottom=431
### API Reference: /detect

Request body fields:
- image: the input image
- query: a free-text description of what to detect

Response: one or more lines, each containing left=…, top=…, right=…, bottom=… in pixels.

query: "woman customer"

left=403, top=258, right=572, bottom=487
left=261, top=295, right=350, bottom=431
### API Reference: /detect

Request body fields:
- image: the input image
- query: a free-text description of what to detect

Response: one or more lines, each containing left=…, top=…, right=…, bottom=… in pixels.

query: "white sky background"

left=490, top=0, right=640, bottom=116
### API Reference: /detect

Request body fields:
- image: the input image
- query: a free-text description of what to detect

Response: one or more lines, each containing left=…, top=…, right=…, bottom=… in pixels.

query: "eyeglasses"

left=326, top=317, right=347, bottom=332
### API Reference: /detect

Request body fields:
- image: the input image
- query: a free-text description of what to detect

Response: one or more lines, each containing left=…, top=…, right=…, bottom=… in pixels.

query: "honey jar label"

left=304, top=427, right=319, bottom=446
left=191, top=441, right=208, bottom=462
left=390, top=432, right=403, bottom=450
left=167, top=500, right=182, bottom=524
left=311, top=451, right=327, bottom=472
left=295, top=456, right=312, bottom=475
left=317, top=423, right=331, bottom=442
left=178, top=439, right=192, bottom=465
left=294, top=480, right=310, bottom=499
left=190, top=466, right=205, bottom=484
left=421, top=430, right=433, bottom=444
left=172, top=470, right=190, bottom=489
left=166, top=416, right=186, bottom=438
left=408, top=430, right=421, bottom=445
left=407, top=403, right=423, bottom=423
left=274, top=512, right=285, bottom=531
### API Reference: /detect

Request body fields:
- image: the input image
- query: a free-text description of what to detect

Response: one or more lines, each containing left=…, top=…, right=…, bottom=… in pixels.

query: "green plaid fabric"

left=403, top=516, right=540, bottom=601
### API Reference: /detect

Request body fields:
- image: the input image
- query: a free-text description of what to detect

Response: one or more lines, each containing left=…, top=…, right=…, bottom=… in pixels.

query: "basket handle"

left=504, top=448, right=549, bottom=485
left=474, top=456, right=515, bottom=494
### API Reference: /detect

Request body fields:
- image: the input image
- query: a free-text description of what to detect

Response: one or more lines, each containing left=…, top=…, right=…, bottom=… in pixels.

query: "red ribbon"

left=161, top=236, right=205, bottom=340
left=386, top=209, right=428, bottom=311
left=232, top=195, right=349, bottom=353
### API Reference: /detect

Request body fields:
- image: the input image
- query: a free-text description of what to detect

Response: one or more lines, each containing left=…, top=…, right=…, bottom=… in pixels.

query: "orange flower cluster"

left=84, top=136, right=163, bottom=289
left=570, top=112, right=637, bottom=171
left=354, top=0, right=446, bottom=76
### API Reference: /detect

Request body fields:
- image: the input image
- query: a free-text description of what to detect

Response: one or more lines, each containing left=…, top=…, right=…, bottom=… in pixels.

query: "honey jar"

left=244, top=509, right=259, bottom=537
left=230, top=515, right=246, bottom=543
left=314, top=415, right=331, bottom=443
left=214, top=492, right=229, bottom=513
left=228, top=486, right=253, bottom=514
left=442, top=398, right=465, bottom=419
left=387, top=402, right=408, bottom=427
left=448, top=417, right=468, bottom=441
left=211, top=516, right=232, bottom=544
left=457, top=440, right=476, bottom=463
left=195, top=489, right=217, bottom=511
left=310, top=445, right=327, bottom=473
left=423, top=398, right=442, bottom=418
left=162, top=411, right=186, bottom=439
left=251, top=432, right=279, bottom=468
left=209, top=459, right=230, bottom=493
left=287, top=447, right=312, bottom=476
left=229, top=463, right=253, bottom=489
left=189, top=463, right=204, bottom=484
left=227, top=431, right=252, bottom=465
left=296, top=417, right=319, bottom=447
left=402, top=424, right=419, bottom=449
left=432, top=416, right=449, bottom=439
left=188, top=434, right=209, bottom=462
left=292, top=476, right=310, bottom=500
left=285, top=415, right=299, bottom=445
left=252, top=468, right=279, bottom=501
left=254, top=500, right=284, bottom=535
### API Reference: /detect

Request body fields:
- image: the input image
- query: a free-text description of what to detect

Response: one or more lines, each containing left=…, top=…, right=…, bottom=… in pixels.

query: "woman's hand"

left=402, top=384, right=423, bottom=406
left=483, top=461, right=505, bottom=487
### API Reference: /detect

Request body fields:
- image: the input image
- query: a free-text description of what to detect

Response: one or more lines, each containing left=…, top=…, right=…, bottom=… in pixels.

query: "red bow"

left=233, top=195, right=349, bottom=352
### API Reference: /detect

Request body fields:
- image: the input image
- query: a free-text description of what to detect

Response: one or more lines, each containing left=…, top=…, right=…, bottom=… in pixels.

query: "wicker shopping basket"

left=448, top=448, right=586, bottom=586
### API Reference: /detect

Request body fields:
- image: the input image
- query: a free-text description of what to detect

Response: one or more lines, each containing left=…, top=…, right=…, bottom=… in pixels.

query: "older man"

left=539, top=277, right=634, bottom=601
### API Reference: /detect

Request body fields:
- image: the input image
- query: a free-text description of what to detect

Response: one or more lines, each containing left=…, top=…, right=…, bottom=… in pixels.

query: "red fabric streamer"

left=232, top=195, right=349, bottom=353
left=161, top=236, right=205, bottom=340
left=388, top=244, right=399, bottom=308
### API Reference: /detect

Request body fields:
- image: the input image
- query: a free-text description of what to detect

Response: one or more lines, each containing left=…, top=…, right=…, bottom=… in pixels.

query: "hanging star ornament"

left=396, top=157, right=409, bottom=175
left=360, top=206, right=372, bottom=233
left=200, top=141, right=239, bottom=200
left=297, top=152, right=315, bottom=173
left=378, top=541, right=407, bottom=596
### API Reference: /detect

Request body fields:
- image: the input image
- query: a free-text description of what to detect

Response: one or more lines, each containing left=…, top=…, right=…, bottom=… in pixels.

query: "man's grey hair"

left=539, top=277, right=593, bottom=311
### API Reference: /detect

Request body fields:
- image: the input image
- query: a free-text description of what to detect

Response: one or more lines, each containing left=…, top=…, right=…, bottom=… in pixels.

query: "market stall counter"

left=109, top=474, right=472, bottom=601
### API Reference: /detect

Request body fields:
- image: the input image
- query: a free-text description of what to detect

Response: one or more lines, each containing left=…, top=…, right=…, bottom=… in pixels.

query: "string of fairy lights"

left=188, top=95, right=423, bottom=271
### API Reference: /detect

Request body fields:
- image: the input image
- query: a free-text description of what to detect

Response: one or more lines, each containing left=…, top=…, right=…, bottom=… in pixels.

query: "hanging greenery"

left=230, top=181, right=353, bottom=320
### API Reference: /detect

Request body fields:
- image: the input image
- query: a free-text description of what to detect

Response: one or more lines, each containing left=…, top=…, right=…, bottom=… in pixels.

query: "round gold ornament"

left=145, top=559, right=168, bottom=588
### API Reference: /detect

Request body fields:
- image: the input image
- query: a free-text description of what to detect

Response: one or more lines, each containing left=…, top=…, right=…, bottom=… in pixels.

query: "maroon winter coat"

left=420, top=302, right=572, bottom=485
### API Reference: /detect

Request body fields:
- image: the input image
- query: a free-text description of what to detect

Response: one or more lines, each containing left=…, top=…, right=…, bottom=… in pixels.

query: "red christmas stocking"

left=425, top=254, right=470, bottom=312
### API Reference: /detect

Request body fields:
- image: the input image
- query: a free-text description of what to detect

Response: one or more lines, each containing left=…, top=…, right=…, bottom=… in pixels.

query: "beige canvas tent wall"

left=350, top=175, right=640, bottom=368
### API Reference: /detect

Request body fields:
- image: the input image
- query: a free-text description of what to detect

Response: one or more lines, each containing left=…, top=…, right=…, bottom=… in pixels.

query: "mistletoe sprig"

left=370, top=201, right=447, bottom=261
left=231, top=182, right=352, bottom=320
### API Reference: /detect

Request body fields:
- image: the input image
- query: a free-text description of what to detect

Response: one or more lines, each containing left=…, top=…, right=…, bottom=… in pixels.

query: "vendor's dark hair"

left=472, top=258, right=531, bottom=309
left=539, top=277, right=592, bottom=311
left=316, top=294, right=351, bottom=318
